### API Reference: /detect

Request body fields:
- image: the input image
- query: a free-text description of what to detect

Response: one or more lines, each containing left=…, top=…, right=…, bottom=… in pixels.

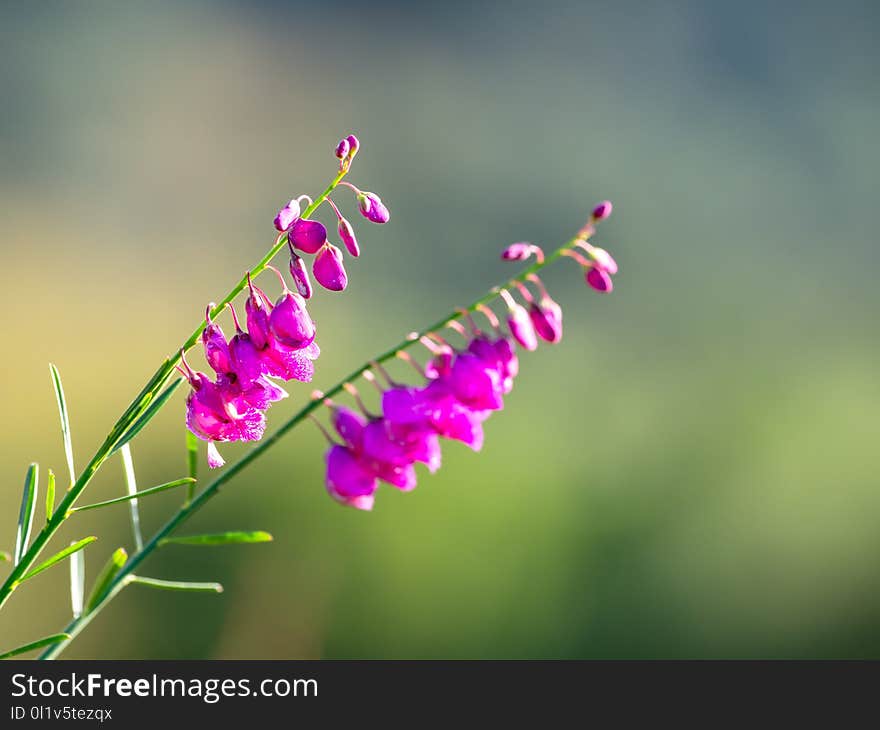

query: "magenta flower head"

left=591, top=200, right=613, bottom=221
left=334, top=138, right=350, bottom=160
left=288, top=247, right=313, bottom=299
left=356, top=191, right=390, bottom=224
left=269, top=286, right=316, bottom=349
left=288, top=218, right=327, bottom=254
left=325, top=445, right=377, bottom=511
left=226, top=304, right=264, bottom=388
left=529, top=295, right=563, bottom=343
left=273, top=199, right=301, bottom=232
left=338, top=218, right=359, bottom=257
left=313, top=243, right=348, bottom=292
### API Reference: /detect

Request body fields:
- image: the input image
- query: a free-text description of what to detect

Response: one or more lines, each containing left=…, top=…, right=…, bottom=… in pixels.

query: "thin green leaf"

left=14, top=463, right=38, bottom=565
left=21, top=536, right=96, bottom=582
left=70, top=543, right=85, bottom=619
left=127, top=576, right=223, bottom=593
left=160, top=531, right=273, bottom=547
left=49, top=364, right=76, bottom=487
left=0, top=551, right=10, bottom=562
left=119, top=444, right=143, bottom=551
left=111, top=378, right=184, bottom=454
left=0, top=633, right=71, bottom=660
left=86, top=547, right=127, bottom=612
left=71, top=478, right=195, bottom=513
left=186, top=430, right=198, bottom=502
left=45, top=469, right=56, bottom=522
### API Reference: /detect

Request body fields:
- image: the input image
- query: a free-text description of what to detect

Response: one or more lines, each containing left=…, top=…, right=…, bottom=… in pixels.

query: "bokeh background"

left=1, top=0, right=878, bottom=659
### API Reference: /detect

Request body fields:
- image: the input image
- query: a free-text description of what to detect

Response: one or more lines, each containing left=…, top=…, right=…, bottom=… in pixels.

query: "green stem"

left=38, top=227, right=588, bottom=660
left=0, top=168, right=348, bottom=615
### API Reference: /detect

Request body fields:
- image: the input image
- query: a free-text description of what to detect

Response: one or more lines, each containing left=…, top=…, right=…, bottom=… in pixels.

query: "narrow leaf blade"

left=186, top=430, right=198, bottom=502
left=49, top=364, right=75, bottom=486
left=0, top=633, right=71, bottom=660
left=120, top=444, right=143, bottom=551
left=21, top=536, right=96, bottom=582
left=70, top=543, right=85, bottom=619
left=111, top=378, right=184, bottom=454
left=128, top=576, right=223, bottom=593
left=86, top=547, right=128, bottom=612
left=13, top=464, right=39, bottom=564
left=160, top=531, right=273, bottom=547
left=45, top=469, right=56, bottom=523
left=71, top=478, right=195, bottom=513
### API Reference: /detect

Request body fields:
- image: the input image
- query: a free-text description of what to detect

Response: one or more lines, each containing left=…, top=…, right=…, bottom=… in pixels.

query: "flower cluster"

left=182, top=270, right=319, bottom=468
left=323, top=205, right=617, bottom=510
left=273, top=134, right=390, bottom=296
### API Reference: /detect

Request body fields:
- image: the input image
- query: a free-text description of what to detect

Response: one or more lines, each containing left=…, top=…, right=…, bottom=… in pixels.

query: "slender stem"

left=38, top=225, right=591, bottom=659
left=0, top=168, right=349, bottom=615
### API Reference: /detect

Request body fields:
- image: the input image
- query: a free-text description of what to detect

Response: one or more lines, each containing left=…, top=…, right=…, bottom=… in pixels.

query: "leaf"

left=127, top=576, right=223, bottom=593
left=111, top=378, right=184, bottom=454
left=186, top=430, right=198, bottom=501
left=160, top=531, right=273, bottom=547
left=49, top=364, right=76, bottom=486
left=119, top=444, right=143, bottom=551
left=71, top=478, right=195, bottom=513
left=0, top=551, right=10, bottom=562
left=70, top=543, right=85, bottom=619
left=86, top=547, right=127, bottom=612
left=21, top=537, right=96, bottom=582
left=0, top=633, right=71, bottom=660
left=13, top=464, right=38, bottom=565
left=45, top=469, right=56, bottom=522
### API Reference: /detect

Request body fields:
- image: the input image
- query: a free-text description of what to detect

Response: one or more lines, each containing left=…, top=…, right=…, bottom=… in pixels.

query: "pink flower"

left=313, top=243, right=348, bottom=292
left=326, top=445, right=377, bottom=511
left=338, top=218, right=359, bottom=257
left=356, top=192, right=390, bottom=224
left=288, top=218, right=327, bottom=254
left=288, top=250, right=313, bottom=299
left=269, top=288, right=316, bottom=349
left=274, top=199, right=301, bottom=232
left=529, top=295, right=563, bottom=343
left=334, top=138, right=350, bottom=160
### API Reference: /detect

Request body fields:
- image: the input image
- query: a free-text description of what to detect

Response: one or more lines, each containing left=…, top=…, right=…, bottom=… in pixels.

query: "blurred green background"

left=1, top=0, right=878, bottom=658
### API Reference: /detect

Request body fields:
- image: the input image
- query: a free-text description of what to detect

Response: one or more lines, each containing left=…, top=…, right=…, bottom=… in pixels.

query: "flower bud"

left=288, top=218, right=327, bottom=254
left=529, top=295, right=563, bottom=343
left=313, top=243, right=348, bottom=292
left=587, top=245, right=618, bottom=275
left=334, top=138, right=350, bottom=160
left=591, top=200, right=612, bottom=221
left=356, top=192, right=390, bottom=224
left=273, top=199, right=301, bottom=232
left=269, top=290, right=316, bottom=349
left=585, top=267, right=613, bottom=293
left=346, top=134, right=360, bottom=161
left=501, top=242, right=535, bottom=261
left=338, top=218, right=359, bottom=257
left=506, top=301, right=538, bottom=351
left=288, top=251, right=313, bottom=299
left=245, top=284, right=273, bottom=350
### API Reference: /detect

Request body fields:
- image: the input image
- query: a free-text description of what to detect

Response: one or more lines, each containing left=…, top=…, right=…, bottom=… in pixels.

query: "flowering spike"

left=356, top=192, right=390, bottom=224
left=313, top=243, right=348, bottom=292
left=338, top=218, right=359, bottom=257
left=288, top=247, right=314, bottom=299
left=273, top=199, right=301, bottom=232
left=289, top=218, right=328, bottom=254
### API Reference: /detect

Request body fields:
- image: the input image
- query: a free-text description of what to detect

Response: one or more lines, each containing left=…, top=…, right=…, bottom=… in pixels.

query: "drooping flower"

left=529, top=293, right=563, bottom=343
left=288, top=218, right=328, bottom=254
left=269, top=286, right=316, bottom=349
left=356, top=191, right=390, bottom=224
left=288, top=248, right=313, bottom=299
left=338, top=218, right=359, bottom=257
left=313, top=243, right=348, bottom=292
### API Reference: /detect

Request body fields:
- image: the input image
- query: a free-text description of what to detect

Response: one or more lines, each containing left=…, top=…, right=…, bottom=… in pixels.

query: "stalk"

left=39, top=228, right=588, bottom=659
left=0, top=169, right=349, bottom=613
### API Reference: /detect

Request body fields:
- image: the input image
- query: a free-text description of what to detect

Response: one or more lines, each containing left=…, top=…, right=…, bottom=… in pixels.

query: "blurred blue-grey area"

left=0, top=0, right=878, bottom=657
